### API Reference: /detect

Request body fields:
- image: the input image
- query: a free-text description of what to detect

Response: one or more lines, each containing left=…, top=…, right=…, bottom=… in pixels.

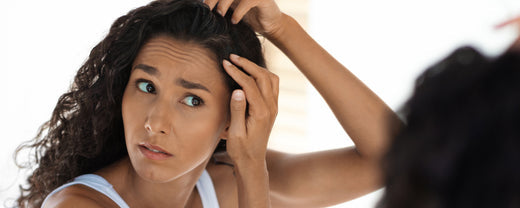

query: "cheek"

left=174, top=106, right=229, bottom=150
left=177, top=110, right=224, bottom=140
left=121, top=87, right=144, bottom=138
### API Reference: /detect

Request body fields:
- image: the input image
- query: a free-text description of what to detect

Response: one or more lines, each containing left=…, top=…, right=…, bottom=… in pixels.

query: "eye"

left=182, top=95, right=204, bottom=107
left=137, top=80, right=156, bottom=94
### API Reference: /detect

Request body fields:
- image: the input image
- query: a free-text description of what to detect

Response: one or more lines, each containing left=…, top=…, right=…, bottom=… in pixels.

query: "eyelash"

left=182, top=94, right=204, bottom=107
left=134, top=79, right=204, bottom=108
left=136, top=79, right=156, bottom=94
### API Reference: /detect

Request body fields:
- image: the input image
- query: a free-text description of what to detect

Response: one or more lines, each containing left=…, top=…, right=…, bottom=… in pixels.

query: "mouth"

left=138, top=143, right=173, bottom=160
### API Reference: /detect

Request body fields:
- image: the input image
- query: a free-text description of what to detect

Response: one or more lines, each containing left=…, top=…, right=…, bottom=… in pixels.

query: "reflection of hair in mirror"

left=15, top=0, right=264, bottom=207
left=379, top=47, right=520, bottom=208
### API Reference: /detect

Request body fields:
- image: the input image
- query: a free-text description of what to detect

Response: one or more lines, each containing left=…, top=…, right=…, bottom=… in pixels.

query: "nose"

left=144, top=99, right=172, bottom=135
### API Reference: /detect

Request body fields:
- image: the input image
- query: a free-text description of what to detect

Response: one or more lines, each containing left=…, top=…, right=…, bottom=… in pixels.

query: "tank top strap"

left=195, top=169, right=220, bottom=208
left=41, top=174, right=130, bottom=208
left=42, top=170, right=218, bottom=208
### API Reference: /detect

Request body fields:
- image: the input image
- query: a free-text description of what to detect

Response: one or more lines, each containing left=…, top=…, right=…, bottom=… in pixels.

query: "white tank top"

left=41, top=170, right=219, bottom=208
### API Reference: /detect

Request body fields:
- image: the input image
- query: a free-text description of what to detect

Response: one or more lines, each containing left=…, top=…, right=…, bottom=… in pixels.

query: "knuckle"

left=217, top=1, right=228, bottom=8
left=259, top=69, right=270, bottom=77
left=229, top=131, right=245, bottom=140
left=255, top=111, right=271, bottom=121
left=249, top=0, right=260, bottom=8
left=244, top=76, right=256, bottom=86
left=271, top=74, right=280, bottom=82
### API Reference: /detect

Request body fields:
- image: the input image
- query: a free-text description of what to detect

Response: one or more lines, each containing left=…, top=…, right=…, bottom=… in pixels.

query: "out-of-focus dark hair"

left=379, top=47, right=520, bottom=208
left=15, top=0, right=265, bottom=207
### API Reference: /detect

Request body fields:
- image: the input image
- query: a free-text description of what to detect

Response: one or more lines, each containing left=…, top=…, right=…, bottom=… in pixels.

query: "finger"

left=231, top=0, right=255, bottom=24
left=229, top=54, right=269, bottom=81
left=230, top=54, right=275, bottom=102
left=228, top=90, right=247, bottom=139
left=495, top=16, right=520, bottom=29
left=204, top=0, right=219, bottom=10
left=226, top=56, right=277, bottom=119
left=223, top=59, right=268, bottom=116
left=216, top=0, right=234, bottom=16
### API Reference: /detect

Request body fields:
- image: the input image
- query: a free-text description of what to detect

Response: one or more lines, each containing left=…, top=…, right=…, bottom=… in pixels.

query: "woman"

left=17, top=0, right=398, bottom=207
left=19, top=1, right=274, bottom=207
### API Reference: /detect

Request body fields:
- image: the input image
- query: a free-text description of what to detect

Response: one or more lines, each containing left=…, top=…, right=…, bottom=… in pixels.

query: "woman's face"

left=122, top=35, right=231, bottom=182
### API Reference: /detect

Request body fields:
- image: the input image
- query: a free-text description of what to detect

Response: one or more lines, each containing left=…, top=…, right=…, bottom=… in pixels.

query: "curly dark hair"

left=14, top=0, right=265, bottom=207
left=379, top=47, right=520, bottom=208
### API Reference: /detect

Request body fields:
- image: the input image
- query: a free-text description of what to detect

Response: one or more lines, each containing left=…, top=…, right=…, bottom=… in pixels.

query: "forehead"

left=132, top=35, right=227, bottom=90
left=134, top=35, right=218, bottom=71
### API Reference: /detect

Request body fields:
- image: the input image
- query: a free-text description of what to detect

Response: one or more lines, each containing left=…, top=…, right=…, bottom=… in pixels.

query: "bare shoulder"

left=43, top=184, right=118, bottom=208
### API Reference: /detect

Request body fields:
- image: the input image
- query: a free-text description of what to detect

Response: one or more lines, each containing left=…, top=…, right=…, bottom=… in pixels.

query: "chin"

left=132, top=159, right=205, bottom=184
left=135, top=164, right=182, bottom=183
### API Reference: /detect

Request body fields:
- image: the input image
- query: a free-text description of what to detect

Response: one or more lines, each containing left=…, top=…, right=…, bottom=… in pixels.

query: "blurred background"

left=2, top=0, right=519, bottom=207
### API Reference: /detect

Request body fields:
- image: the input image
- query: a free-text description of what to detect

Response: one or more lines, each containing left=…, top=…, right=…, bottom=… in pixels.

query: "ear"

left=218, top=122, right=230, bottom=141
left=218, top=107, right=232, bottom=141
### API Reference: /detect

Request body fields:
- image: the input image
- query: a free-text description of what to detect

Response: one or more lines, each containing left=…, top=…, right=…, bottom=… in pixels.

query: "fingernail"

left=230, top=54, right=240, bottom=61
left=217, top=9, right=224, bottom=16
left=223, top=59, right=232, bottom=67
left=231, top=18, right=238, bottom=24
left=233, top=90, right=244, bottom=101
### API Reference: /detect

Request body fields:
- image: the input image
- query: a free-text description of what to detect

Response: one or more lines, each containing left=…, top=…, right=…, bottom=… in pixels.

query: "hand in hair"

left=203, top=0, right=284, bottom=37
left=222, top=53, right=279, bottom=208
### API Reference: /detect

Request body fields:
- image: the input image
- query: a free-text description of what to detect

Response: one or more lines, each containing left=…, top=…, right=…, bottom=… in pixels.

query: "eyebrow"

left=176, top=78, right=211, bottom=93
left=134, top=64, right=159, bottom=75
left=134, top=63, right=211, bottom=93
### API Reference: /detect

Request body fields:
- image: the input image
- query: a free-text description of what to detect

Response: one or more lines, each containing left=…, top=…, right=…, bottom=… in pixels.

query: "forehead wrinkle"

left=145, top=47, right=193, bottom=63
left=146, top=40, right=217, bottom=65
left=151, top=40, right=195, bottom=58
left=148, top=39, right=217, bottom=64
left=143, top=48, right=217, bottom=74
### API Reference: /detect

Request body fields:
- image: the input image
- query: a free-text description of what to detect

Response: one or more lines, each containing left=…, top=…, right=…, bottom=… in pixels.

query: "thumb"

left=228, top=90, right=247, bottom=138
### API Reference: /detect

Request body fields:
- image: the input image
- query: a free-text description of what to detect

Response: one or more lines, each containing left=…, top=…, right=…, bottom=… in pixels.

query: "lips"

left=138, top=143, right=173, bottom=160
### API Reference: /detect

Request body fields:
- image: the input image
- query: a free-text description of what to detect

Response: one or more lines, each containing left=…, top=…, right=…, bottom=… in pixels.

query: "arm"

left=233, top=159, right=271, bottom=208
left=207, top=0, right=402, bottom=207
left=266, top=15, right=401, bottom=206
left=268, top=14, right=398, bottom=159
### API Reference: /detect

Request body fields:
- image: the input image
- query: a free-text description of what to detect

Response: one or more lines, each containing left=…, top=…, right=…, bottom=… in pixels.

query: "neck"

left=98, top=157, right=209, bottom=208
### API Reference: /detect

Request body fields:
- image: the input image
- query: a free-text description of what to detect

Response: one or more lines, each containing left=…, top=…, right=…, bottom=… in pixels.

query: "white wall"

left=306, top=0, right=520, bottom=207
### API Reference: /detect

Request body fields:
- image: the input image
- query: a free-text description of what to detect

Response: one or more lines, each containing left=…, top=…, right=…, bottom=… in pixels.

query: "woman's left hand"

left=222, top=54, right=279, bottom=166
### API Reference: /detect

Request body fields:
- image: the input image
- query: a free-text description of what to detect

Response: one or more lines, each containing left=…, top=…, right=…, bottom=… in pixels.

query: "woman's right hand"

left=221, top=54, right=278, bottom=208
left=203, top=0, right=286, bottom=38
